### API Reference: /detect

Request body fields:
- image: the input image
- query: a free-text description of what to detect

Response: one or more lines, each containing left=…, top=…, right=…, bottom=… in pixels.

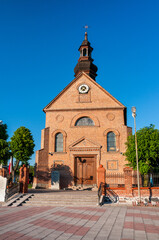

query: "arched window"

left=83, top=48, right=86, bottom=56
left=75, top=117, right=94, bottom=126
left=88, top=49, right=91, bottom=57
left=107, top=132, right=116, bottom=152
left=55, top=133, right=63, bottom=152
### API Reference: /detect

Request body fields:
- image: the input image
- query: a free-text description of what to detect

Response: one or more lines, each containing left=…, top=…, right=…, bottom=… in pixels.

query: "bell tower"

left=74, top=31, right=98, bottom=80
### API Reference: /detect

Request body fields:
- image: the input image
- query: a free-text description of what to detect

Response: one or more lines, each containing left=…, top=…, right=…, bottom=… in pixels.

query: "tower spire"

left=85, top=31, right=88, bottom=41
left=84, top=25, right=89, bottom=40
left=74, top=31, right=98, bottom=81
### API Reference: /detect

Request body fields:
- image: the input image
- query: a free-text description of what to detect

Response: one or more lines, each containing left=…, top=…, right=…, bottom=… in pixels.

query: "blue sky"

left=0, top=0, right=159, bottom=165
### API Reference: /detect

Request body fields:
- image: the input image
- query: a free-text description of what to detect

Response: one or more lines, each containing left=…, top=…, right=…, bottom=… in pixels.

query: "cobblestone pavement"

left=0, top=205, right=159, bottom=240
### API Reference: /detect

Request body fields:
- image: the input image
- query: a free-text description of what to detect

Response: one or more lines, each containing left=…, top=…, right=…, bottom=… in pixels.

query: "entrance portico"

left=74, top=155, right=96, bottom=186
left=69, top=137, right=102, bottom=187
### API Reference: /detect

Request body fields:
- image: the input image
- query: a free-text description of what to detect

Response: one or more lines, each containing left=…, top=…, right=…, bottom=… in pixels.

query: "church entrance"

left=74, top=156, right=96, bottom=186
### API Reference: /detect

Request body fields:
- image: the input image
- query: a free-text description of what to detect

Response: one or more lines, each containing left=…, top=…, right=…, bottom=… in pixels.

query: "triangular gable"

left=43, top=72, right=125, bottom=112
left=69, top=137, right=101, bottom=150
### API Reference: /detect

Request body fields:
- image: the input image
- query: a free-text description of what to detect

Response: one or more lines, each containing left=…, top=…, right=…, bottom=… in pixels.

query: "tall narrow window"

left=88, top=49, right=91, bottom=57
left=83, top=48, right=86, bottom=56
left=107, top=132, right=116, bottom=152
left=55, top=133, right=63, bottom=152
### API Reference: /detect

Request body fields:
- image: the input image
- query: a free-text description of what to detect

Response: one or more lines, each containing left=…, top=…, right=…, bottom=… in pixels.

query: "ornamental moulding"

left=69, top=147, right=100, bottom=151
left=45, top=107, right=124, bottom=112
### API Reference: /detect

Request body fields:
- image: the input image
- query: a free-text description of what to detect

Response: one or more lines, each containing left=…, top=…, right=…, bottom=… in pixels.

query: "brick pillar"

left=0, top=168, right=7, bottom=177
left=19, top=165, right=29, bottom=193
left=97, top=165, right=106, bottom=196
left=123, top=167, right=133, bottom=197
left=97, top=164, right=106, bottom=186
left=32, top=162, right=37, bottom=189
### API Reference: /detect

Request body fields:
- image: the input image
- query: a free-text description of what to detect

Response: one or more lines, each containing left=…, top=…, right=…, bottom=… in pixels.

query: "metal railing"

left=6, top=183, right=19, bottom=200
left=105, top=188, right=119, bottom=203
left=106, top=173, right=125, bottom=188
left=98, top=182, right=106, bottom=206
left=132, top=173, right=159, bottom=187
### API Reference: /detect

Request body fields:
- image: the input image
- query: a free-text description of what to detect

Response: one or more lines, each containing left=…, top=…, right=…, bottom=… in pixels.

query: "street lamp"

left=131, top=106, right=141, bottom=202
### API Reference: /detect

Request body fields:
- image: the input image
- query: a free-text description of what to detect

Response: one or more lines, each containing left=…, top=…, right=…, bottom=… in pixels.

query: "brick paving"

left=0, top=206, right=159, bottom=239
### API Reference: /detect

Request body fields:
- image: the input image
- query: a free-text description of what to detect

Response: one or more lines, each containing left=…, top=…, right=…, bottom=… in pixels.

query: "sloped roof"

left=43, top=72, right=125, bottom=112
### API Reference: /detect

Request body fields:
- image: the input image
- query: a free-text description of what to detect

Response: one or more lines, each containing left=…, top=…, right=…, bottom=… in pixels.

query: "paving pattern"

left=0, top=205, right=159, bottom=239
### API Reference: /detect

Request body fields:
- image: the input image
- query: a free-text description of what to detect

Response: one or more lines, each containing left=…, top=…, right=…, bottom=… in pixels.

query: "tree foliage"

left=10, top=127, right=35, bottom=168
left=0, top=123, right=8, bottom=140
left=0, top=123, right=10, bottom=165
left=125, top=124, right=159, bottom=175
left=0, top=139, right=10, bottom=165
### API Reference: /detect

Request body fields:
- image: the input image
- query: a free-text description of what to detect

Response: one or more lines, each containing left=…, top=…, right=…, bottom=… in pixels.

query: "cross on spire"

left=83, top=25, right=89, bottom=33
left=83, top=25, right=90, bottom=41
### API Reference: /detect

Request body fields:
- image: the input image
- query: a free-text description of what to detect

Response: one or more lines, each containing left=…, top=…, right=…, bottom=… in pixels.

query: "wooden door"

left=74, top=156, right=96, bottom=185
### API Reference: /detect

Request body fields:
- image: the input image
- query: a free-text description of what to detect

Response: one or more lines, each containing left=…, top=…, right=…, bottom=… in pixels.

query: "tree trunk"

left=12, top=159, right=20, bottom=183
left=14, top=159, right=20, bottom=171
left=12, top=169, right=15, bottom=182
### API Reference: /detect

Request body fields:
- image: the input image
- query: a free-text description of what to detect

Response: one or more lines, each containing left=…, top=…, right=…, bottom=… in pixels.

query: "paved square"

left=0, top=206, right=159, bottom=239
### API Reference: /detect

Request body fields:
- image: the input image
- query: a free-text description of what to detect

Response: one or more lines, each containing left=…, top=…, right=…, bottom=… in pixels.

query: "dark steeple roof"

left=74, top=32, right=98, bottom=81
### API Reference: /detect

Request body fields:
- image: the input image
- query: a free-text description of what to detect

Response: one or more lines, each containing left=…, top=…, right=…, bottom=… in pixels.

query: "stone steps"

left=23, top=190, right=99, bottom=207
left=24, top=201, right=98, bottom=206
left=30, top=195, right=98, bottom=199
left=4, top=194, right=34, bottom=207
left=29, top=197, right=98, bottom=201
left=11, top=194, right=33, bottom=207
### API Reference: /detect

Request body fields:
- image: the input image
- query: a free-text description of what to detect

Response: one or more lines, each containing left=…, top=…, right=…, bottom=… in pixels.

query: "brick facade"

left=33, top=34, right=132, bottom=189
left=33, top=71, right=132, bottom=189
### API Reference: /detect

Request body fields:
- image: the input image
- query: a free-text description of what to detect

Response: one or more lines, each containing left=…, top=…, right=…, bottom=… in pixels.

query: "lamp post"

left=131, top=106, right=141, bottom=202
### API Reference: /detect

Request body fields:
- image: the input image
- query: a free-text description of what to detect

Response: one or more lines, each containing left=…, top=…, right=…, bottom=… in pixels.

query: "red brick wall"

left=132, top=187, right=159, bottom=197
left=34, top=73, right=132, bottom=189
left=106, top=187, right=159, bottom=198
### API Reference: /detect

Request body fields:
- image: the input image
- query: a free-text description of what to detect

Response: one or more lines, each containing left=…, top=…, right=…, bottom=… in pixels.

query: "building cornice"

left=45, top=107, right=125, bottom=112
left=69, top=147, right=101, bottom=151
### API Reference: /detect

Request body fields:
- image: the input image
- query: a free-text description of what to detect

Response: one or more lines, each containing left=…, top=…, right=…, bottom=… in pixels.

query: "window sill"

left=103, top=151, right=120, bottom=154
left=53, top=152, right=67, bottom=154
left=71, top=126, right=99, bottom=128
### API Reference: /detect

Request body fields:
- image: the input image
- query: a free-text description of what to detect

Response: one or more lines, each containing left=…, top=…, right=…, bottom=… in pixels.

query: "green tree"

left=0, top=122, right=10, bottom=165
left=10, top=127, right=35, bottom=169
left=125, top=124, right=159, bottom=175
left=0, top=123, right=8, bottom=140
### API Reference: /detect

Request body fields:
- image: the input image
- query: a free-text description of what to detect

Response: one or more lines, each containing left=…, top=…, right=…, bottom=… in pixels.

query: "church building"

left=33, top=32, right=132, bottom=189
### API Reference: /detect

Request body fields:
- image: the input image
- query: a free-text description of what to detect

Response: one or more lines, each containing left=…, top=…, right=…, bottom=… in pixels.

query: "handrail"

left=106, top=188, right=119, bottom=203
left=98, top=182, right=106, bottom=206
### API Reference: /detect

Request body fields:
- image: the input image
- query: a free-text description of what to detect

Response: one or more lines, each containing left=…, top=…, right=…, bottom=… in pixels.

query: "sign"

left=0, top=176, right=7, bottom=202
left=51, top=171, right=60, bottom=190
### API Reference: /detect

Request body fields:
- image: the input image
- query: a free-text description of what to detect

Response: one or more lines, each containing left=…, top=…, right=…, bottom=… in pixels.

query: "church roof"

left=74, top=32, right=97, bottom=80
left=43, top=72, right=126, bottom=112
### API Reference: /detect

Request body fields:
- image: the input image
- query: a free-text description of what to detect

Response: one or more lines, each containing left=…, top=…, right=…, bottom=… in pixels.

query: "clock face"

left=78, top=84, right=89, bottom=94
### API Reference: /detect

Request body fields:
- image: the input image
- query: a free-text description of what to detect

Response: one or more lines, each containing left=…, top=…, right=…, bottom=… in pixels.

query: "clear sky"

left=0, top=0, right=159, bottom=165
